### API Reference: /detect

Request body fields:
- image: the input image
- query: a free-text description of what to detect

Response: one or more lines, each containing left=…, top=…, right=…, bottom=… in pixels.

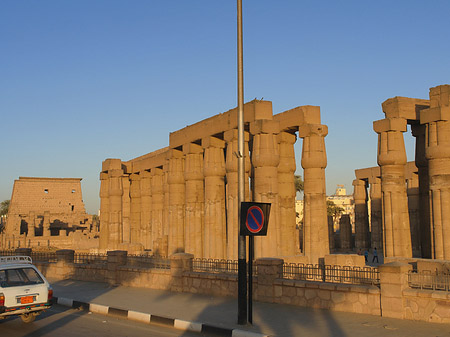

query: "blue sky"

left=2, top=1, right=450, bottom=214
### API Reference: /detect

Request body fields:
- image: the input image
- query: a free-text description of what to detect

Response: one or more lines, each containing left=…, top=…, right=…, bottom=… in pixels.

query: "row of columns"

left=99, top=119, right=329, bottom=262
left=352, top=85, right=450, bottom=260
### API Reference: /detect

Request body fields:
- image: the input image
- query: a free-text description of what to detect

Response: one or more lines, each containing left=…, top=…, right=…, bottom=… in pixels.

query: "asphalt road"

left=0, top=304, right=208, bottom=337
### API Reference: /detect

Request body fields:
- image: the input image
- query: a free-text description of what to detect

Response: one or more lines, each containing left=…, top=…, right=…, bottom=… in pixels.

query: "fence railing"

left=74, top=253, right=107, bottom=265
left=192, top=258, right=258, bottom=275
left=31, top=251, right=57, bottom=263
left=408, top=271, right=450, bottom=292
left=283, top=263, right=380, bottom=286
left=126, top=254, right=170, bottom=270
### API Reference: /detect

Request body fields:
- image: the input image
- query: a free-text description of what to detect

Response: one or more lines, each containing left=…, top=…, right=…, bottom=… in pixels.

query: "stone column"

left=374, top=118, right=412, bottom=258
left=328, top=215, right=335, bottom=251
left=422, top=84, right=450, bottom=260
left=353, top=179, right=370, bottom=249
left=140, top=171, right=152, bottom=250
left=27, top=211, right=35, bottom=238
left=108, top=169, right=124, bottom=249
left=203, top=137, right=226, bottom=259
left=151, top=168, right=164, bottom=255
left=411, top=124, right=431, bottom=258
left=251, top=120, right=281, bottom=258
left=183, top=143, right=204, bottom=258
left=298, top=124, right=329, bottom=263
left=43, top=211, right=51, bottom=237
left=129, top=173, right=141, bottom=245
left=224, top=129, right=251, bottom=260
left=167, top=149, right=185, bottom=255
left=369, top=176, right=383, bottom=253
left=99, top=172, right=110, bottom=250
left=339, top=214, right=352, bottom=250
left=278, top=131, right=298, bottom=256
left=163, top=162, right=170, bottom=238
left=406, top=173, right=421, bottom=257
left=121, top=175, right=130, bottom=244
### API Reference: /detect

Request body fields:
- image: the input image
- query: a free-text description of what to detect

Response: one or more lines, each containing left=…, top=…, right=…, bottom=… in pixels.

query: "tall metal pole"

left=237, top=0, right=247, bottom=325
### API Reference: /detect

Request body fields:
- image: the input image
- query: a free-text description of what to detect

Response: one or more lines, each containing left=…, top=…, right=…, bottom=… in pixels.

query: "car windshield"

left=0, top=267, right=44, bottom=287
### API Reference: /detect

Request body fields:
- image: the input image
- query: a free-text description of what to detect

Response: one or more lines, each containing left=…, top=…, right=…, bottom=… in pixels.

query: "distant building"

left=296, top=185, right=354, bottom=231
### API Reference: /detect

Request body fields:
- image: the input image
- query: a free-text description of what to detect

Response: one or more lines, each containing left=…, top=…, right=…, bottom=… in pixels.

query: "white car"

left=0, top=256, right=53, bottom=323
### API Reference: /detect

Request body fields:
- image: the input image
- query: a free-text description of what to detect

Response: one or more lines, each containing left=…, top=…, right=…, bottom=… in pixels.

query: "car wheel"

left=21, top=313, right=36, bottom=323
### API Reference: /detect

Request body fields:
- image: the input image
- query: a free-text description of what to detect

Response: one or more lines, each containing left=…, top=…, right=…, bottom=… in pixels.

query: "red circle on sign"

left=246, top=206, right=264, bottom=233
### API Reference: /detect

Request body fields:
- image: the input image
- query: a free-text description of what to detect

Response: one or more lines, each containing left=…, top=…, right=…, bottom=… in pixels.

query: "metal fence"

left=31, top=251, right=57, bottom=263
left=192, top=258, right=258, bottom=275
left=74, top=253, right=107, bottom=265
left=408, top=271, right=450, bottom=292
left=126, top=254, right=170, bottom=270
left=283, top=263, right=380, bottom=286
left=0, top=250, right=16, bottom=257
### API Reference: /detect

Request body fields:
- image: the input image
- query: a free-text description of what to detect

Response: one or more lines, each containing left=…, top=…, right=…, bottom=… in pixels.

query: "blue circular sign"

left=246, top=206, right=264, bottom=233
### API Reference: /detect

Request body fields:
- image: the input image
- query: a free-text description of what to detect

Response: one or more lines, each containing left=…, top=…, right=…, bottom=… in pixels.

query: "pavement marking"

left=232, top=329, right=269, bottom=337
left=174, top=319, right=202, bottom=332
left=90, top=303, right=109, bottom=315
left=128, top=310, right=151, bottom=323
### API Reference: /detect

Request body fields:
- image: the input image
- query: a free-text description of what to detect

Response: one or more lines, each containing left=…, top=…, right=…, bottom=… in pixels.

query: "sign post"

left=240, top=201, right=271, bottom=324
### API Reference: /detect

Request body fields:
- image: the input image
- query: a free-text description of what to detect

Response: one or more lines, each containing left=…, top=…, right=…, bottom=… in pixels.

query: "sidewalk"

left=50, top=279, right=449, bottom=337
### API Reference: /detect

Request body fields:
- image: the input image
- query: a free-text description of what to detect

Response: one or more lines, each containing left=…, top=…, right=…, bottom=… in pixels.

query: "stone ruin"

left=1, top=177, right=98, bottom=250
left=99, top=100, right=329, bottom=263
left=351, top=84, right=450, bottom=260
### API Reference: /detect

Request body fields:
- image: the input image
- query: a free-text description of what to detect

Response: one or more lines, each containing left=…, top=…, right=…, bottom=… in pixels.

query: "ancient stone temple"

left=353, top=84, right=450, bottom=260
left=99, top=100, right=329, bottom=262
left=2, top=177, right=96, bottom=250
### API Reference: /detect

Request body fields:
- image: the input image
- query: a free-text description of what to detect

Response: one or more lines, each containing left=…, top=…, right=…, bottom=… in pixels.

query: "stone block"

left=250, top=119, right=280, bottom=135
left=373, top=117, right=407, bottom=133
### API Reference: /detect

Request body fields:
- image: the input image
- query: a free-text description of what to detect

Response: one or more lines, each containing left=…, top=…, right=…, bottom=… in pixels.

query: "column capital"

left=298, top=124, right=328, bottom=138
left=373, top=118, right=407, bottom=133
left=250, top=119, right=280, bottom=135
left=202, top=136, right=225, bottom=149
left=224, top=128, right=249, bottom=142
left=183, top=143, right=203, bottom=155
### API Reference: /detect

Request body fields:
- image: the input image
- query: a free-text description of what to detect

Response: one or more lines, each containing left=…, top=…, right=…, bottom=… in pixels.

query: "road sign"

left=240, top=202, right=270, bottom=236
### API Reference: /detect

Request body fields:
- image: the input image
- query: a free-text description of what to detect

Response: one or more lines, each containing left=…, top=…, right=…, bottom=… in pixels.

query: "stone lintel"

left=140, top=170, right=152, bottom=178
left=381, top=97, right=430, bottom=120
left=250, top=119, right=280, bottom=135
left=182, top=143, right=203, bottom=155
left=102, top=159, right=122, bottom=172
left=202, top=136, right=225, bottom=149
left=373, top=118, right=407, bottom=133
left=166, top=148, right=184, bottom=159
left=223, top=129, right=250, bottom=142
left=169, top=100, right=273, bottom=149
left=352, top=179, right=366, bottom=187
left=298, top=124, right=328, bottom=138
left=420, top=106, right=450, bottom=124
left=273, top=105, right=321, bottom=132
left=277, top=131, right=296, bottom=144
left=150, top=167, right=164, bottom=176
left=355, top=167, right=380, bottom=181
left=127, top=148, right=168, bottom=174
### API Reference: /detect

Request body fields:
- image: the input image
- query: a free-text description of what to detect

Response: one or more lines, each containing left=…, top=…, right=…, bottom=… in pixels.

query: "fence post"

left=379, top=261, right=412, bottom=319
left=256, top=258, right=284, bottom=303
left=170, top=253, right=193, bottom=292
left=107, top=250, right=128, bottom=286
left=55, top=249, right=75, bottom=279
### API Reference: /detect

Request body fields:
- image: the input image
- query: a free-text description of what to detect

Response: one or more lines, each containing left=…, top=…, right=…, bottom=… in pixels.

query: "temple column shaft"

left=130, top=173, right=141, bottom=245
left=108, top=168, right=124, bottom=248
left=121, top=176, right=130, bottom=243
left=151, top=168, right=165, bottom=255
left=353, top=179, right=369, bottom=249
left=183, top=143, right=204, bottom=258
left=167, top=149, right=185, bottom=254
left=407, top=173, right=421, bottom=257
left=423, top=85, right=450, bottom=259
left=278, top=131, right=297, bottom=256
left=299, top=124, right=329, bottom=263
left=374, top=117, right=412, bottom=258
left=203, top=137, right=226, bottom=259
left=369, top=177, right=383, bottom=252
left=140, top=171, right=152, bottom=250
left=99, top=172, right=110, bottom=250
left=251, top=120, right=280, bottom=258
left=224, top=129, right=250, bottom=260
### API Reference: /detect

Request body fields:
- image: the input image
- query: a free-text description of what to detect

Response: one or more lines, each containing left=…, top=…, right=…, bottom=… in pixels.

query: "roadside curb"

left=53, top=296, right=269, bottom=337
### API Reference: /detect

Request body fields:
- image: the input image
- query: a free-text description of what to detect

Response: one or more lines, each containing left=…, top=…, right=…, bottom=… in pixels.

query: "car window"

left=0, top=268, right=44, bottom=287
